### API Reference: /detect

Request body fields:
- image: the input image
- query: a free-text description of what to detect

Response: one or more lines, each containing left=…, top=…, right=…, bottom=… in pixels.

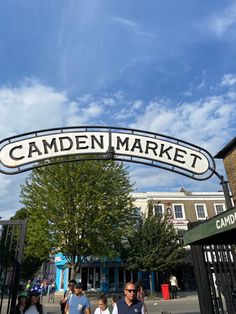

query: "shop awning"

left=184, top=206, right=236, bottom=245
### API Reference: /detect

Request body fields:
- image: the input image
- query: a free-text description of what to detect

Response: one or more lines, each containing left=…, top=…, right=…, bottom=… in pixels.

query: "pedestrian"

left=136, top=280, right=145, bottom=302
left=24, top=290, right=45, bottom=314
left=136, top=280, right=148, bottom=313
left=60, top=279, right=77, bottom=314
left=15, top=294, right=28, bottom=314
left=25, top=280, right=32, bottom=295
left=169, top=274, right=179, bottom=299
left=112, top=281, right=144, bottom=314
left=94, top=295, right=111, bottom=314
left=65, top=282, right=91, bottom=314
left=48, top=281, right=56, bottom=303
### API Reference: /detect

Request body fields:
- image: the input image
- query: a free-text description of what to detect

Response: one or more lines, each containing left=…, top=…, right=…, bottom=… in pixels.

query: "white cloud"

left=132, top=100, right=143, bottom=110
left=130, top=94, right=236, bottom=155
left=0, top=80, right=108, bottom=139
left=204, top=2, right=236, bottom=37
left=112, top=17, right=156, bottom=39
left=0, top=80, right=66, bottom=137
left=112, top=17, right=137, bottom=29
left=220, top=73, right=236, bottom=87
left=183, top=90, right=192, bottom=97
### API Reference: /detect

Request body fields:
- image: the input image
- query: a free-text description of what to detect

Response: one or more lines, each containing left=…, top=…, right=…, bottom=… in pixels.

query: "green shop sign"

left=184, top=206, right=236, bottom=245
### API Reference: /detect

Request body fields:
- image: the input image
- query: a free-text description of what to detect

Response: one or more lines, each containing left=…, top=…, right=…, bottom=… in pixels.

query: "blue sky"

left=0, top=0, right=236, bottom=218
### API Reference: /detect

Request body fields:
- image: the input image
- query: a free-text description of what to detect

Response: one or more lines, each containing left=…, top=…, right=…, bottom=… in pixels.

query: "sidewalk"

left=153, top=290, right=199, bottom=301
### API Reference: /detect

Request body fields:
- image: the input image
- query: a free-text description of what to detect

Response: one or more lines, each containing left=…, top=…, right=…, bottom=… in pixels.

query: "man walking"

left=112, top=281, right=145, bottom=314
left=65, top=282, right=91, bottom=314
left=60, top=279, right=77, bottom=314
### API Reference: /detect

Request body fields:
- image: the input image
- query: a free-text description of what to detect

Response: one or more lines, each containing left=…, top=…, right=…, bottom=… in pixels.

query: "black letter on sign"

left=59, top=137, right=73, bottom=151
left=173, top=148, right=187, bottom=164
left=9, top=145, right=24, bottom=160
left=145, top=141, right=158, bottom=156
left=91, top=135, right=104, bottom=149
left=116, top=136, right=129, bottom=151
left=131, top=139, right=143, bottom=153
left=75, top=135, right=89, bottom=149
left=190, top=153, right=202, bottom=168
left=28, top=142, right=42, bottom=158
left=43, top=138, right=58, bottom=154
left=159, top=144, right=173, bottom=160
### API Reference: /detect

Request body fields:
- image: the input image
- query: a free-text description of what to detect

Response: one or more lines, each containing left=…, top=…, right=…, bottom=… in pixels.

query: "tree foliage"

left=19, top=157, right=135, bottom=277
left=125, top=201, right=185, bottom=273
left=11, top=207, right=47, bottom=279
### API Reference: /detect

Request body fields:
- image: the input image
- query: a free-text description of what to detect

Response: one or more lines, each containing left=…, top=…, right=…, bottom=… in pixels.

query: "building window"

left=154, top=204, right=164, bottom=218
left=173, top=204, right=185, bottom=219
left=195, top=204, right=207, bottom=220
left=177, top=229, right=185, bottom=245
left=214, top=204, right=226, bottom=215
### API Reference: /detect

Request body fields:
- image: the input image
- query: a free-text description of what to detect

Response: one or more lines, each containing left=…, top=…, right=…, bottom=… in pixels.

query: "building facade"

left=54, top=190, right=227, bottom=293
left=132, top=190, right=227, bottom=242
left=215, top=136, right=236, bottom=206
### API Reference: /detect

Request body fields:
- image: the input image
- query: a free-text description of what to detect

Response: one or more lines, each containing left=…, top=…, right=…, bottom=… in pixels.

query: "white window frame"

left=172, top=203, right=185, bottom=220
left=195, top=203, right=207, bottom=220
left=214, top=203, right=226, bottom=215
left=153, top=204, right=164, bottom=217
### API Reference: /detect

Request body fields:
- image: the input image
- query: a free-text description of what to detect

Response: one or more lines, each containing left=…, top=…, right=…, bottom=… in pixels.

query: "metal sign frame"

left=0, top=126, right=215, bottom=181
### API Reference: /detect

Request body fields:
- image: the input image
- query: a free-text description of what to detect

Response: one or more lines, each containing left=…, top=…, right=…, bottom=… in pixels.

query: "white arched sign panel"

left=0, top=126, right=215, bottom=180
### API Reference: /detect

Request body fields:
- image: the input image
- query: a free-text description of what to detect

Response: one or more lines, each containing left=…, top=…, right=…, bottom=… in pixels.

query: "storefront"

left=54, top=254, right=140, bottom=292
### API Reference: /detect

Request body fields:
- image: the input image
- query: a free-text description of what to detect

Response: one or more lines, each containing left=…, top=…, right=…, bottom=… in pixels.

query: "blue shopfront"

left=54, top=253, right=154, bottom=292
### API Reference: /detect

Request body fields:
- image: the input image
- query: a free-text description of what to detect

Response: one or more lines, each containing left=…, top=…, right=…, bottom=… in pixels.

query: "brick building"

left=132, top=190, right=227, bottom=239
left=215, top=136, right=236, bottom=206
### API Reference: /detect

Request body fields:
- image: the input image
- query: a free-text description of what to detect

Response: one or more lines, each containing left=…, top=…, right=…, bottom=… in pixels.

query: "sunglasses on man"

left=126, top=289, right=136, bottom=293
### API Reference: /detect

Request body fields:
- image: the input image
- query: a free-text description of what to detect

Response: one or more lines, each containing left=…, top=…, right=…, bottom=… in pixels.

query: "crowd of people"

left=60, top=279, right=147, bottom=314
left=15, top=278, right=56, bottom=314
left=25, top=279, right=56, bottom=301
left=16, top=275, right=180, bottom=313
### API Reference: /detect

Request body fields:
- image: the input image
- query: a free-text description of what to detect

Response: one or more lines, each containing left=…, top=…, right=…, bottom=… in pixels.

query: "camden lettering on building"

left=0, top=132, right=209, bottom=174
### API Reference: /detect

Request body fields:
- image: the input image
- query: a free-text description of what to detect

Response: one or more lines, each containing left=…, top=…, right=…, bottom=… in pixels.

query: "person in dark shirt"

left=15, top=294, right=28, bottom=314
left=112, top=281, right=144, bottom=314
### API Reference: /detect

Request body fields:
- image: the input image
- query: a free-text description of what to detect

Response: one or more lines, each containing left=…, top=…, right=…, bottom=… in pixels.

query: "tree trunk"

left=71, top=255, right=76, bottom=280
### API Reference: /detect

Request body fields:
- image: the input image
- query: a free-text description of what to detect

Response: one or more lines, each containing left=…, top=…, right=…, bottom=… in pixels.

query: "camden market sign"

left=0, top=126, right=215, bottom=178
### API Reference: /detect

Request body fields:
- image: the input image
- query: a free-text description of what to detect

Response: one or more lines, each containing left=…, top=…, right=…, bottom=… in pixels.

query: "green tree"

left=125, top=200, right=185, bottom=293
left=11, top=207, right=48, bottom=280
left=20, top=157, right=135, bottom=278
